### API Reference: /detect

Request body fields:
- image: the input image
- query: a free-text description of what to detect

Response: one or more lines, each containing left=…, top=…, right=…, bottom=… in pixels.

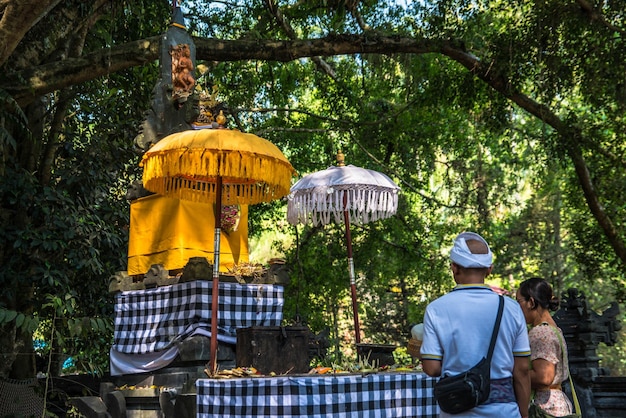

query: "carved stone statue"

left=171, top=44, right=195, bottom=104
left=132, top=6, right=199, bottom=153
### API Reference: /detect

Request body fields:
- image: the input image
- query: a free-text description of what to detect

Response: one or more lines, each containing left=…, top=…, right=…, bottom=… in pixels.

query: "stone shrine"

left=553, top=288, right=624, bottom=418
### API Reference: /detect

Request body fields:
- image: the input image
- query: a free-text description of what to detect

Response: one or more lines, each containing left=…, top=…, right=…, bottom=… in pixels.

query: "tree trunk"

left=0, top=323, right=17, bottom=379
left=6, top=283, right=36, bottom=379
left=10, top=326, right=36, bottom=379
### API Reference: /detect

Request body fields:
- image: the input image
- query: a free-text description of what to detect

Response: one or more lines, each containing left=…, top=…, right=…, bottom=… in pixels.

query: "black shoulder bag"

left=433, top=295, right=504, bottom=414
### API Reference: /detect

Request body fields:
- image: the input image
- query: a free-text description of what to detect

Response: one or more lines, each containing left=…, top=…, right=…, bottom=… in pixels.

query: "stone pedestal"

left=71, top=337, right=235, bottom=418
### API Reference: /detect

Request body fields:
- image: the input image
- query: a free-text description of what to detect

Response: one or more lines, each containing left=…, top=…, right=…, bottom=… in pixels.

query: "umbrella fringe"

left=287, top=188, right=398, bottom=226
left=142, top=149, right=293, bottom=204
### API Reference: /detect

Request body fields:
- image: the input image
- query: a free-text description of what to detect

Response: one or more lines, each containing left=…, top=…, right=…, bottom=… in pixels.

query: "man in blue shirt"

left=421, top=232, right=531, bottom=418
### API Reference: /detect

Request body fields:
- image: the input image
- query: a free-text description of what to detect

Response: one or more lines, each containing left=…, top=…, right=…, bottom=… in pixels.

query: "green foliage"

left=0, top=0, right=166, bottom=378
left=186, top=0, right=626, bottom=370
left=2, top=0, right=626, bottom=378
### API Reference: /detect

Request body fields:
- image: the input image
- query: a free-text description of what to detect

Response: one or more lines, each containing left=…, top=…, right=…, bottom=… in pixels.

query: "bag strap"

left=486, top=295, right=505, bottom=363
left=549, top=325, right=582, bottom=415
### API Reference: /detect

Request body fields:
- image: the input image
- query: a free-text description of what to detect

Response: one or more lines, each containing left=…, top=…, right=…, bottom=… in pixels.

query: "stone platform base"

left=71, top=336, right=235, bottom=418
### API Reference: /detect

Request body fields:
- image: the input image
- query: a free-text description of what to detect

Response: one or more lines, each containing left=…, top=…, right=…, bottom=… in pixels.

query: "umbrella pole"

left=209, top=176, right=223, bottom=375
left=343, top=199, right=361, bottom=344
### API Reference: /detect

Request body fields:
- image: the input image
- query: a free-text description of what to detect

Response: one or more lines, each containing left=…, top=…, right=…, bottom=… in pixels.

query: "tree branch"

left=2, top=31, right=624, bottom=263
left=439, top=44, right=626, bottom=265
left=2, top=36, right=161, bottom=106
left=263, top=0, right=337, bottom=79
left=576, top=0, right=626, bottom=36
left=0, top=0, right=62, bottom=67
left=567, top=136, right=626, bottom=267
left=1, top=34, right=442, bottom=105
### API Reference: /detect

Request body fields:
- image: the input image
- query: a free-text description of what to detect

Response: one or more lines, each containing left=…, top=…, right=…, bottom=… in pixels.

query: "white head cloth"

left=449, top=231, right=493, bottom=268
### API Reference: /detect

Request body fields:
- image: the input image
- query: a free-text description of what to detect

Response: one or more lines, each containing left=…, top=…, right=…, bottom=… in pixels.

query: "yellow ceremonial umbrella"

left=141, top=128, right=295, bottom=374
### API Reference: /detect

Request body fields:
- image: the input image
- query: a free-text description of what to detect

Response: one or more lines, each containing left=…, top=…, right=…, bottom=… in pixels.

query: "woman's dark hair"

left=518, top=277, right=560, bottom=311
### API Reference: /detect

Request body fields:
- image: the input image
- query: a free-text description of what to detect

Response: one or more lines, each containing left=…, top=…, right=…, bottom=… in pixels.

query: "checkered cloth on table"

left=113, top=281, right=283, bottom=354
left=197, top=373, right=439, bottom=418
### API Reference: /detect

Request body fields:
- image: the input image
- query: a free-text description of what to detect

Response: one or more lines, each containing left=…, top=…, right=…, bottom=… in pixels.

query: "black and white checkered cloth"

left=197, top=372, right=439, bottom=418
left=113, top=281, right=284, bottom=354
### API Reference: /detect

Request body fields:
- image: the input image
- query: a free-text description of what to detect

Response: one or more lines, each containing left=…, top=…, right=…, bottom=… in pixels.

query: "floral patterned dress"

left=529, top=323, right=574, bottom=416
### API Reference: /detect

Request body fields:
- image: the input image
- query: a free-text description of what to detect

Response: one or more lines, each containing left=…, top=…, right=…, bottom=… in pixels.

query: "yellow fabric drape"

left=127, top=194, right=248, bottom=276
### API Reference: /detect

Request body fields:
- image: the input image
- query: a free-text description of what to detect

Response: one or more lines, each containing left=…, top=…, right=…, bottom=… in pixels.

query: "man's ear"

left=450, top=262, right=459, bottom=275
left=486, top=265, right=493, bottom=276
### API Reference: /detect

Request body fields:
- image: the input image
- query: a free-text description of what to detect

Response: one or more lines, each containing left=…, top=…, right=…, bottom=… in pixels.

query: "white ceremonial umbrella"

left=287, top=151, right=400, bottom=343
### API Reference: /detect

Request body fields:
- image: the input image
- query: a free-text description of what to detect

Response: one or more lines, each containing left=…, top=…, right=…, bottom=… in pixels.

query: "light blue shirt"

left=421, top=284, right=530, bottom=417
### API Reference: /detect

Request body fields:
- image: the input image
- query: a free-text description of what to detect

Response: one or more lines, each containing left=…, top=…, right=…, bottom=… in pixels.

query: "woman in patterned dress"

left=516, top=278, right=573, bottom=417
